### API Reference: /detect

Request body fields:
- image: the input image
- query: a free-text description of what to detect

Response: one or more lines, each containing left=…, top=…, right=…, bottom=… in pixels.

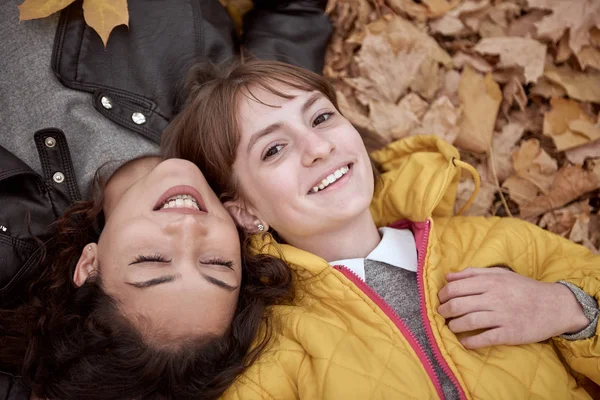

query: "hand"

left=437, top=267, right=589, bottom=349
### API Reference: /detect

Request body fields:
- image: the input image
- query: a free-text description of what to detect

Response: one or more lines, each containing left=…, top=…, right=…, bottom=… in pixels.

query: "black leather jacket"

left=0, top=1, right=330, bottom=397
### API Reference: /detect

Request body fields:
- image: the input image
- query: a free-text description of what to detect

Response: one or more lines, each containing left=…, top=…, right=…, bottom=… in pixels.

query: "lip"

left=309, top=162, right=353, bottom=194
left=153, top=185, right=208, bottom=213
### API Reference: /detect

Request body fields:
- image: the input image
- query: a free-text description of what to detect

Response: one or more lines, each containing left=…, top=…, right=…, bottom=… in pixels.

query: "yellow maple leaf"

left=83, top=0, right=128, bottom=47
left=18, top=0, right=76, bottom=20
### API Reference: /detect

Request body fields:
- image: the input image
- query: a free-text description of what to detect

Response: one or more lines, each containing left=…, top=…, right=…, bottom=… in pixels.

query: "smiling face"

left=74, top=157, right=242, bottom=342
left=231, top=85, right=375, bottom=250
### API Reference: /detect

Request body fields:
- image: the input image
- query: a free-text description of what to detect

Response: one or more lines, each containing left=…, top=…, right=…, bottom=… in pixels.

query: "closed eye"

left=201, top=257, right=234, bottom=269
left=129, top=254, right=171, bottom=265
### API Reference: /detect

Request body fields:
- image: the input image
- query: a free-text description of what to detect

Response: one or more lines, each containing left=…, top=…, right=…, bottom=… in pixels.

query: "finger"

left=438, top=276, right=488, bottom=304
left=447, top=311, right=499, bottom=334
left=460, top=328, right=506, bottom=349
left=446, top=266, right=507, bottom=282
left=438, top=295, right=487, bottom=319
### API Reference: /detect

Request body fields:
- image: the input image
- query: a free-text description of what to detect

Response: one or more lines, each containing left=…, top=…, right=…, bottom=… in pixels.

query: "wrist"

left=554, top=283, right=590, bottom=334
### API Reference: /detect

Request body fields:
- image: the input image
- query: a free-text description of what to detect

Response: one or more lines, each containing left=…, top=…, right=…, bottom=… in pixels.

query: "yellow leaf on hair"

left=82, top=0, right=129, bottom=47
left=18, top=0, right=76, bottom=20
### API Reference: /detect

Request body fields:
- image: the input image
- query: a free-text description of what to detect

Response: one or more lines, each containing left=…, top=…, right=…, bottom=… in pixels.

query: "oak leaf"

left=527, top=0, right=600, bottom=54
left=473, top=37, right=547, bottom=83
left=454, top=66, right=503, bottom=154
left=411, top=96, right=462, bottom=144
left=519, top=164, right=600, bottom=219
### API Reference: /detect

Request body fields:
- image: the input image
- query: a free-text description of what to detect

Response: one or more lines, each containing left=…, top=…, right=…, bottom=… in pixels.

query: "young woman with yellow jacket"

left=163, top=60, right=600, bottom=399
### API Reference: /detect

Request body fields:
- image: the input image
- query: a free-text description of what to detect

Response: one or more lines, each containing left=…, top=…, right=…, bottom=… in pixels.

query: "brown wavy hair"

left=0, top=188, right=292, bottom=399
left=161, top=59, right=381, bottom=206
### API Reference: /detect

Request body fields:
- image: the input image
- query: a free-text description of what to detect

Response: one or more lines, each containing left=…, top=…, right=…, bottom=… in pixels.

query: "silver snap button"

left=45, top=137, right=56, bottom=147
left=101, top=96, right=113, bottom=110
left=53, top=172, right=65, bottom=183
left=132, top=112, right=146, bottom=125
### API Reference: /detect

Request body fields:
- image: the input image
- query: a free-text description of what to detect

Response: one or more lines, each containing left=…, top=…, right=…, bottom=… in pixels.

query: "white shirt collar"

left=330, top=227, right=418, bottom=280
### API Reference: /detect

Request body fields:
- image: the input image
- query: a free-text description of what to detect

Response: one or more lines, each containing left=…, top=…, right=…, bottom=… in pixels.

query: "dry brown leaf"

left=386, top=0, right=461, bottom=20
left=488, top=122, right=525, bottom=183
left=18, top=0, right=75, bottom=19
left=219, top=0, right=253, bottom=32
left=82, top=0, right=128, bottom=46
left=349, top=16, right=452, bottom=103
left=422, top=0, right=462, bottom=16
left=577, top=45, right=600, bottom=71
left=539, top=201, right=589, bottom=236
left=454, top=66, right=503, bottom=153
left=519, top=164, right=600, bottom=219
left=503, top=175, right=540, bottom=206
left=565, top=139, right=600, bottom=164
left=336, top=90, right=374, bottom=135
left=398, top=93, right=430, bottom=119
left=473, top=37, right=547, bottom=83
left=555, top=31, right=573, bottom=63
left=455, top=173, right=498, bottom=216
left=543, top=97, right=597, bottom=151
left=441, top=69, right=461, bottom=106
left=502, top=76, right=527, bottom=116
left=412, top=96, right=462, bottom=143
left=529, top=76, right=567, bottom=98
left=508, top=9, right=547, bottom=37
left=544, top=63, right=600, bottom=103
left=429, top=0, right=491, bottom=35
left=452, top=51, right=493, bottom=73
left=369, top=100, right=420, bottom=141
left=527, top=0, right=600, bottom=54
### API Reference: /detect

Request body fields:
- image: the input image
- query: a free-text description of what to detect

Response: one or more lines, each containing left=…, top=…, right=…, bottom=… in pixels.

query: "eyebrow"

left=126, top=273, right=238, bottom=291
left=246, top=92, right=325, bottom=154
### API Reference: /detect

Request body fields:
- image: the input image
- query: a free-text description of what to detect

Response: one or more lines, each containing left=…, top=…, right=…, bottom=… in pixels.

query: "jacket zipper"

left=332, top=264, right=445, bottom=399
left=416, top=219, right=467, bottom=400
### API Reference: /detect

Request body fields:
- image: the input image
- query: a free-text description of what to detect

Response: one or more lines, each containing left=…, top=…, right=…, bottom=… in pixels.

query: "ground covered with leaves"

left=324, top=0, right=600, bottom=253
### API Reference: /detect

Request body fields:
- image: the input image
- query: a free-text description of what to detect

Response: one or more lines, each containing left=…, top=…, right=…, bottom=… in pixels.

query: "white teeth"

left=160, top=193, right=201, bottom=210
left=310, top=165, right=351, bottom=194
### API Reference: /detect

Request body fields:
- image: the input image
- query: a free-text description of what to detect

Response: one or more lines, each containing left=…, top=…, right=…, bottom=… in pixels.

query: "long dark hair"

left=0, top=194, right=293, bottom=399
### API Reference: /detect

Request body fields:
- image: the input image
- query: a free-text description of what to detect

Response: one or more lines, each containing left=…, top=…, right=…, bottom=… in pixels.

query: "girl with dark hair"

left=163, top=60, right=600, bottom=399
left=0, top=155, right=292, bottom=400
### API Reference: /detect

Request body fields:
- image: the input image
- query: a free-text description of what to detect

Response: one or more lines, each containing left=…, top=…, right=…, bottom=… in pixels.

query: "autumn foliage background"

left=18, top=0, right=600, bottom=253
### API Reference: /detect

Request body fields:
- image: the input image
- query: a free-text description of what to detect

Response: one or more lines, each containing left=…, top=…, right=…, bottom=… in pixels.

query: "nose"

left=300, top=129, right=335, bottom=167
left=163, top=214, right=208, bottom=241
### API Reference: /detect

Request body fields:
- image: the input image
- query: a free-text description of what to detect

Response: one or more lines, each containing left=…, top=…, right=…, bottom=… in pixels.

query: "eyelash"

left=203, top=257, right=234, bottom=269
left=132, top=253, right=170, bottom=264
left=262, top=112, right=334, bottom=161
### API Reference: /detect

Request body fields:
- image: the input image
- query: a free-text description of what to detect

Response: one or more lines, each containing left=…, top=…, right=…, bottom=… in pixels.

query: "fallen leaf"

left=82, top=0, right=129, bottom=47
left=508, top=9, right=547, bottom=37
left=555, top=31, right=573, bottom=63
left=520, top=164, right=600, bottom=219
left=565, top=139, right=600, bottom=164
left=501, top=75, right=527, bottom=116
left=368, top=100, right=420, bottom=141
left=411, top=96, right=462, bottom=143
left=539, top=201, right=589, bottom=236
left=429, top=0, right=491, bottom=35
left=18, top=0, right=75, bottom=20
left=488, top=122, right=525, bottom=182
left=455, top=172, right=498, bottom=216
left=544, top=61, right=600, bottom=103
left=441, top=69, right=461, bottom=106
left=421, top=0, right=462, bottom=16
left=473, top=37, right=547, bottom=83
left=543, top=97, right=597, bottom=151
left=529, top=77, right=567, bottom=98
left=454, top=66, right=503, bottom=153
left=219, top=0, right=253, bottom=32
left=349, top=16, right=452, bottom=103
left=503, top=175, right=541, bottom=206
left=452, top=51, right=493, bottom=73
left=527, top=0, right=600, bottom=54
left=336, top=90, right=373, bottom=135
left=398, top=93, right=430, bottom=120
left=577, top=45, right=600, bottom=71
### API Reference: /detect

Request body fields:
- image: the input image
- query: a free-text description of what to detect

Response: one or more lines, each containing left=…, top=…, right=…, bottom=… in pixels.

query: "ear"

left=73, top=243, right=99, bottom=287
left=224, top=199, right=269, bottom=234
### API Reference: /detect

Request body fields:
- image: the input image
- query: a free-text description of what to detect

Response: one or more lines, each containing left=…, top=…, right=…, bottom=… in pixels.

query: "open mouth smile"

left=308, top=163, right=353, bottom=194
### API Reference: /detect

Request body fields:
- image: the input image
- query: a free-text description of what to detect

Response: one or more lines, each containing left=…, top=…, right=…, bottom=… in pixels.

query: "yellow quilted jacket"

left=223, top=136, right=600, bottom=400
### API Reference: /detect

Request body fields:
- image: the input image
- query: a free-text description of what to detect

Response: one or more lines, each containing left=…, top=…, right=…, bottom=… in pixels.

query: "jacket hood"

left=249, top=135, right=480, bottom=277
left=370, top=135, right=478, bottom=226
